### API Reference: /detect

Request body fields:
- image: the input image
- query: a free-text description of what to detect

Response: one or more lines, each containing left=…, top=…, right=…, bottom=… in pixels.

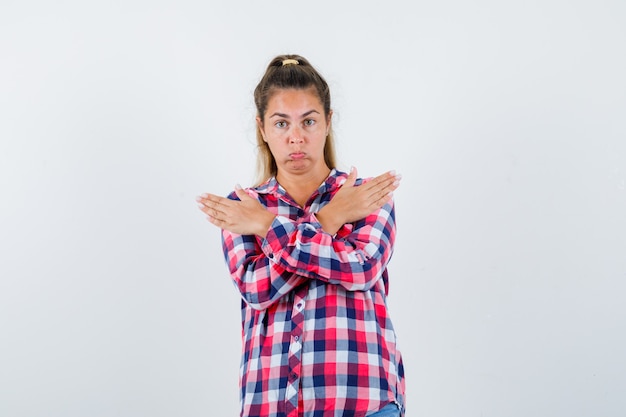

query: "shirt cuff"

left=261, top=215, right=296, bottom=262
left=261, top=214, right=326, bottom=261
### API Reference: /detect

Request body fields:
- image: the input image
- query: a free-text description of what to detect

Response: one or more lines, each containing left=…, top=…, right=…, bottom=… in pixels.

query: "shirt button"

left=294, top=335, right=299, bottom=341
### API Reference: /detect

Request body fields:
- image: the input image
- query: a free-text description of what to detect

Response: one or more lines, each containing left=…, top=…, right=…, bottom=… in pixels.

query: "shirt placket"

left=284, top=287, right=307, bottom=417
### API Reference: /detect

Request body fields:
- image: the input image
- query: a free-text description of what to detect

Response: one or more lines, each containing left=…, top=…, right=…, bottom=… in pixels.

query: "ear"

left=256, top=116, right=267, bottom=142
left=326, top=110, right=333, bottom=135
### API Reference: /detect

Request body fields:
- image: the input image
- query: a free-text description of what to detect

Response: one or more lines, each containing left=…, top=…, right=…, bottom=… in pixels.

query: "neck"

left=277, top=167, right=331, bottom=208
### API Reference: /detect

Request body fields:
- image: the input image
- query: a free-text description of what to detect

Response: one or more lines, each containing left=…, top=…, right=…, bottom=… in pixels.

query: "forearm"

left=223, top=230, right=306, bottom=310
left=263, top=207, right=395, bottom=291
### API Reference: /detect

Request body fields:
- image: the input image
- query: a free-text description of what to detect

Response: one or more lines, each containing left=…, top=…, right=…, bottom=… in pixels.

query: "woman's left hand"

left=196, top=186, right=276, bottom=237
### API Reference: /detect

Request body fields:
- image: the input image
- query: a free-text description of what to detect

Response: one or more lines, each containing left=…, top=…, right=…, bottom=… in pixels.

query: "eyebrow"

left=268, top=109, right=321, bottom=119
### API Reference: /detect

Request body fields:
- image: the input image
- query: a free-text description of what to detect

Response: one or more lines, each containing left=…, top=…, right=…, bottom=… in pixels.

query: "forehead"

left=265, top=87, right=324, bottom=115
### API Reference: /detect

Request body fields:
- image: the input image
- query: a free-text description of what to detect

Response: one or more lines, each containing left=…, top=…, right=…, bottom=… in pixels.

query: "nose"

left=289, top=126, right=304, bottom=144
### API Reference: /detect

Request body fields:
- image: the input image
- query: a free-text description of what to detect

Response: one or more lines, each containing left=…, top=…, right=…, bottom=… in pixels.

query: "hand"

left=316, top=167, right=401, bottom=235
left=196, top=185, right=276, bottom=237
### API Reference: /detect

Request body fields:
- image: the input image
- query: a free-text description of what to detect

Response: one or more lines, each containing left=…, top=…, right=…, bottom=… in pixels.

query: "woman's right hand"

left=196, top=185, right=276, bottom=237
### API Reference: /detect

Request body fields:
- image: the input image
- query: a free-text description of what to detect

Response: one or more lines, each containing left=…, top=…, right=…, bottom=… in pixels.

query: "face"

left=257, top=87, right=332, bottom=179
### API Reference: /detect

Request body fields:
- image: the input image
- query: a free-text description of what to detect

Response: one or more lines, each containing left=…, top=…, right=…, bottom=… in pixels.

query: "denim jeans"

left=366, top=402, right=401, bottom=417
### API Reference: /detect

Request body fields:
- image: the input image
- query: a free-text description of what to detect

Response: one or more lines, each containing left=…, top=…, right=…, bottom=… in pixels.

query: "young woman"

left=197, top=54, right=405, bottom=417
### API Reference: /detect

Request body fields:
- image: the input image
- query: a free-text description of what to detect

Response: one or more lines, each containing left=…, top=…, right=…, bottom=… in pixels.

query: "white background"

left=1, top=1, right=625, bottom=416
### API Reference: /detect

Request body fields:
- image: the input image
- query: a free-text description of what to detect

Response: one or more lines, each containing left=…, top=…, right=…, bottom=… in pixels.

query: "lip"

left=289, top=152, right=306, bottom=160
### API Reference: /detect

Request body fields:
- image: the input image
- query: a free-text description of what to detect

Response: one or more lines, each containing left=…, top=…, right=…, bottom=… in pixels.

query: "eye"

left=304, top=119, right=316, bottom=127
left=274, top=121, right=287, bottom=128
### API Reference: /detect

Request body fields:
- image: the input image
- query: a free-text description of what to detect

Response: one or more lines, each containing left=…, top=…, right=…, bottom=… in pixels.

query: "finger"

left=370, top=171, right=401, bottom=193
left=198, top=197, right=230, bottom=220
left=196, top=194, right=210, bottom=206
left=207, top=214, right=224, bottom=228
left=197, top=194, right=219, bottom=210
left=372, top=188, right=395, bottom=209
left=197, top=193, right=222, bottom=206
left=233, top=184, right=252, bottom=201
left=197, top=197, right=215, bottom=214
left=359, top=171, right=392, bottom=195
left=383, top=175, right=401, bottom=195
left=380, top=193, right=394, bottom=208
left=393, top=174, right=402, bottom=188
left=366, top=175, right=400, bottom=206
left=377, top=170, right=399, bottom=185
left=342, top=166, right=358, bottom=188
left=198, top=204, right=217, bottom=218
left=361, top=178, right=392, bottom=200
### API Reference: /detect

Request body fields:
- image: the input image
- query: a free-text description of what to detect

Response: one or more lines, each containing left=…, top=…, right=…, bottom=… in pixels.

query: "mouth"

left=289, top=152, right=306, bottom=160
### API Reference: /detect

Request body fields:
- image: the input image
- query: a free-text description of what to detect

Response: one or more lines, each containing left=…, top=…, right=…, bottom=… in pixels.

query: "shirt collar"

left=255, top=168, right=347, bottom=196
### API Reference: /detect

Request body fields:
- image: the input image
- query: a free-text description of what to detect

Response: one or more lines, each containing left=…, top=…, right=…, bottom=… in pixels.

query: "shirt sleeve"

left=222, top=227, right=308, bottom=311
left=260, top=199, right=397, bottom=292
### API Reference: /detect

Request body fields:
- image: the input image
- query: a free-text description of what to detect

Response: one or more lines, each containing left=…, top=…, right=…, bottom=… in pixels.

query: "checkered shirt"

left=221, top=169, right=406, bottom=417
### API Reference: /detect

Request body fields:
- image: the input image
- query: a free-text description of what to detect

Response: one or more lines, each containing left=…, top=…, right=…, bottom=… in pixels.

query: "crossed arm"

left=197, top=168, right=401, bottom=310
left=197, top=168, right=401, bottom=237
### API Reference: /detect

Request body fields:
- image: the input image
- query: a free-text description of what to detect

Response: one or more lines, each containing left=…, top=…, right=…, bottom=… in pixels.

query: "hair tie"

left=282, top=59, right=299, bottom=66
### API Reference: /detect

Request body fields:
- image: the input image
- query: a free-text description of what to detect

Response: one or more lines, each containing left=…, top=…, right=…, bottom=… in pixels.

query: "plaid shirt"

left=221, top=169, right=406, bottom=417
